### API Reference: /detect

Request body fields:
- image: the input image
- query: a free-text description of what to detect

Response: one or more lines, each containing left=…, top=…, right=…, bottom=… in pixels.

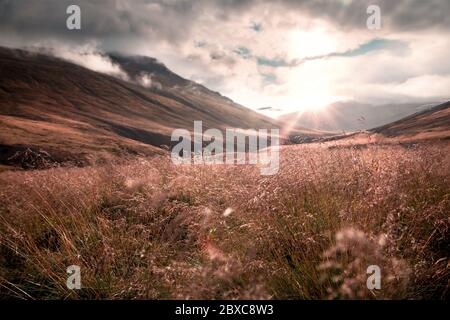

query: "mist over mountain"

left=278, top=100, right=443, bottom=133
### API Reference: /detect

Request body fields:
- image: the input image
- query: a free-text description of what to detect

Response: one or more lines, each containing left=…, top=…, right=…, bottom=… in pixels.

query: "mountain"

left=278, top=101, right=441, bottom=133
left=371, top=101, right=450, bottom=139
left=107, top=53, right=325, bottom=139
left=0, top=47, right=287, bottom=169
left=315, top=101, right=450, bottom=148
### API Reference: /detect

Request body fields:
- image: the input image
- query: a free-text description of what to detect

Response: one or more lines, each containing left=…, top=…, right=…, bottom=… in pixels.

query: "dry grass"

left=0, top=142, right=449, bottom=300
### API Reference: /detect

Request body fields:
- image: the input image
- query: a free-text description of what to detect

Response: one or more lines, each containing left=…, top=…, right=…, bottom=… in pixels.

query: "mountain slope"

left=371, top=101, right=450, bottom=139
left=0, top=47, right=282, bottom=168
left=108, top=53, right=325, bottom=139
left=278, top=101, right=440, bottom=133
left=313, top=101, right=450, bottom=148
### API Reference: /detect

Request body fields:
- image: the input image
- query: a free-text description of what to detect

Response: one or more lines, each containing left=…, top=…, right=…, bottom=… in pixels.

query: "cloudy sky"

left=1, top=0, right=449, bottom=116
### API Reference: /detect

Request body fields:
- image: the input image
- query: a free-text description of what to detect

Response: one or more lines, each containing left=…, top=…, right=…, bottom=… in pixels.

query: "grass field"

left=0, top=141, right=448, bottom=299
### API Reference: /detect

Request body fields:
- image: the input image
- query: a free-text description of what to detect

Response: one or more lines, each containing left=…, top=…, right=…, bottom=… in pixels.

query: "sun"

left=296, top=94, right=337, bottom=113
left=287, top=28, right=339, bottom=60
left=280, top=74, right=341, bottom=114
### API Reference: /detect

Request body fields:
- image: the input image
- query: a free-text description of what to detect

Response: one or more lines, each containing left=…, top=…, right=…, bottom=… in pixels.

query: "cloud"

left=233, top=47, right=252, bottom=59
left=253, top=38, right=409, bottom=69
left=30, top=42, right=130, bottom=80
left=257, top=57, right=290, bottom=68
left=294, top=38, right=410, bottom=64
left=1, top=0, right=449, bottom=46
left=257, top=106, right=283, bottom=112
left=138, top=72, right=162, bottom=90
left=0, top=0, right=449, bottom=116
left=250, top=21, right=262, bottom=32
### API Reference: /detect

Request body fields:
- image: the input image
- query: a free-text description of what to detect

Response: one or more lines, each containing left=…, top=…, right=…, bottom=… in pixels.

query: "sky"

left=1, top=0, right=449, bottom=117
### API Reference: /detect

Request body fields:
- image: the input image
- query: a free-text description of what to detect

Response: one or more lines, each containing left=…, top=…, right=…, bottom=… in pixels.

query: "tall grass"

left=0, top=142, right=448, bottom=299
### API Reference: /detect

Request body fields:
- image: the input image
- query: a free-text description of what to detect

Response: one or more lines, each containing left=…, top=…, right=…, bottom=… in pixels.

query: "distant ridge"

left=371, top=101, right=450, bottom=139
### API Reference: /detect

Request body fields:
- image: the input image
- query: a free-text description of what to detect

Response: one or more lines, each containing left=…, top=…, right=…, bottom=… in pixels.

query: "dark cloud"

left=0, top=0, right=202, bottom=48
left=274, top=0, right=450, bottom=31
left=257, top=106, right=282, bottom=112
left=1, top=0, right=449, bottom=51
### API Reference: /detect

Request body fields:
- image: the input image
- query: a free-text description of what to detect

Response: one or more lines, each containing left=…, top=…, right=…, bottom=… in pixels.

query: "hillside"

left=371, top=101, right=450, bottom=140
left=278, top=101, right=440, bottom=133
left=0, top=47, right=285, bottom=169
left=279, top=101, right=450, bottom=148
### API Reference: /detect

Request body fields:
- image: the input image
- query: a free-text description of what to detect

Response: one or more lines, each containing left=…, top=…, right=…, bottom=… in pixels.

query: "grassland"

left=0, top=141, right=448, bottom=300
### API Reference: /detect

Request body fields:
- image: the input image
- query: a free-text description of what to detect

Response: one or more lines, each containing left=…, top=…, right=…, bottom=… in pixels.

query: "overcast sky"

left=1, top=0, right=449, bottom=116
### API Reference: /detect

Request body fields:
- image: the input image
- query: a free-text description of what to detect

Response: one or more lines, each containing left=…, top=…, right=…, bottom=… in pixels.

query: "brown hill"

left=0, top=47, right=287, bottom=169
left=371, top=101, right=450, bottom=140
